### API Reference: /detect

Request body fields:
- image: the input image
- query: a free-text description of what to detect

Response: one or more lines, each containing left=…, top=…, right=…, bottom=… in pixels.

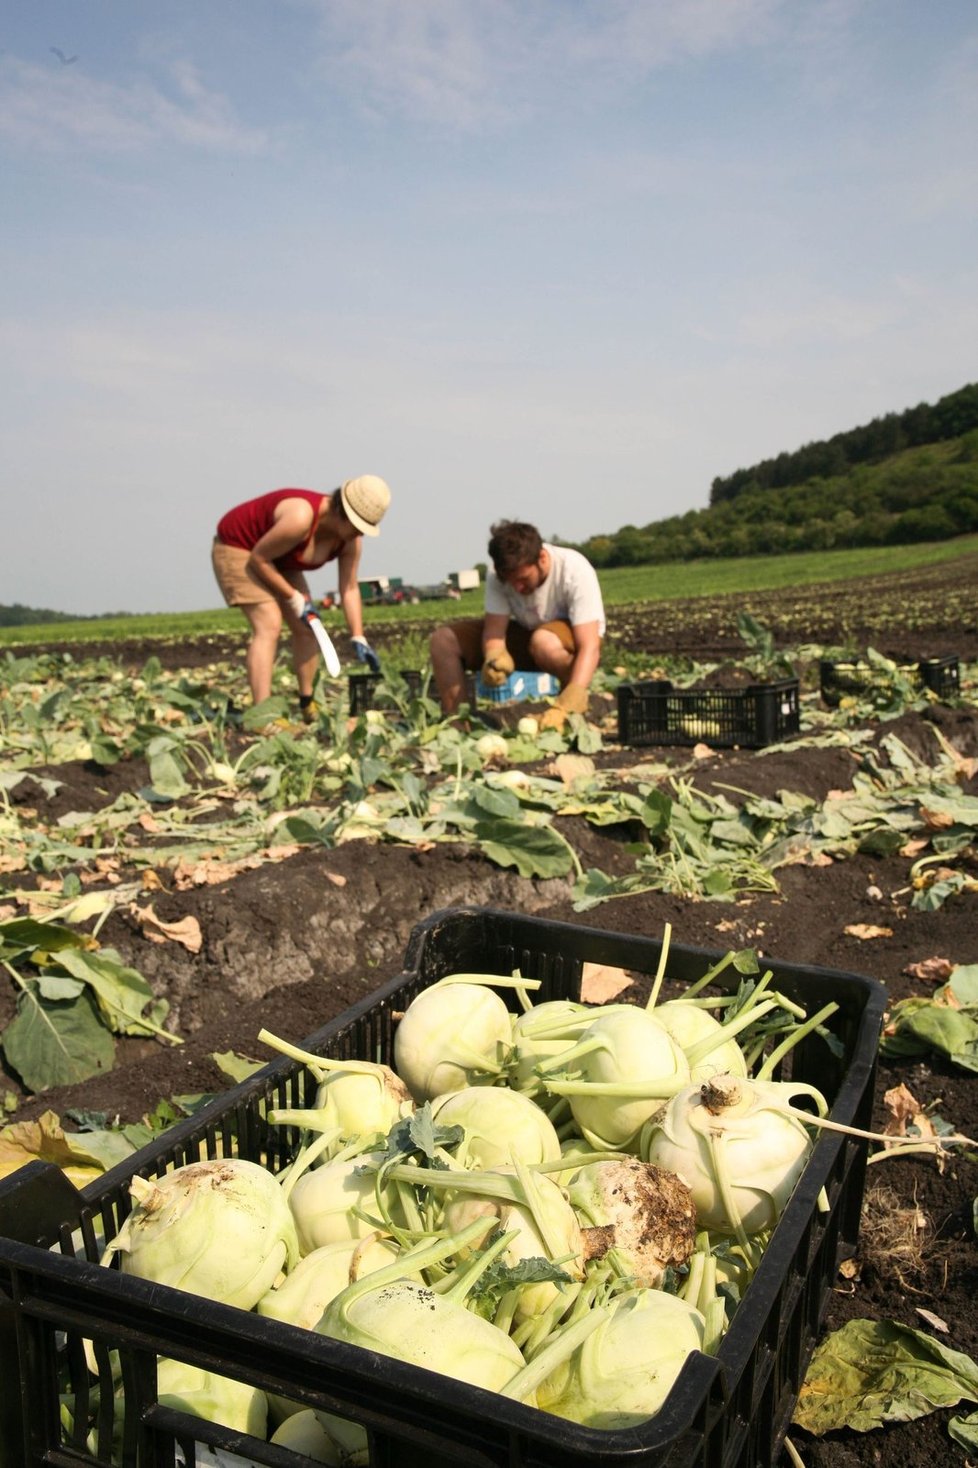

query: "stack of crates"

left=0, top=905, right=884, bottom=1468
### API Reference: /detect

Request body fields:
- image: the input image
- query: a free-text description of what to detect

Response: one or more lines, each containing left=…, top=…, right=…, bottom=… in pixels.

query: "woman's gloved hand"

left=352, top=636, right=381, bottom=673
left=286, top=590, right=316, bottom=621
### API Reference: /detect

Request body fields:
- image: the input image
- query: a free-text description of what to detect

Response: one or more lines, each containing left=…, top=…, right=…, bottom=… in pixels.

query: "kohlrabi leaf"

left=2, top=980, right=116, bottom=1093
left=793, top=1319, right=978, bottom=1435
left=473, top=816, right=577, bottom=879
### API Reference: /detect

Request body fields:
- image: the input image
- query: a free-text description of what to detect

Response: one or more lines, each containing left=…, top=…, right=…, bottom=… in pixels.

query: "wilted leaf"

left=0, top=1109, right=116, bottom=1185
left=844, top=924, right=894, bottom=940
left=131, top=904, right=203, bottom=953
left=211, top=1051, right=265, bottom=1083
left=904, top=956, right=955, bottom=984
left=881, top=1083, right=937, bottom=1145
left=793, top=1319, right=978, bottom=1435
left=581, top=962, right=633, bottom=1003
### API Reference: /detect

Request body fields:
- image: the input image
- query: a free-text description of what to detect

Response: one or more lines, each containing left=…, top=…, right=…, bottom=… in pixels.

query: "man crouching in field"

left=429, top=520, right=605, bottom=730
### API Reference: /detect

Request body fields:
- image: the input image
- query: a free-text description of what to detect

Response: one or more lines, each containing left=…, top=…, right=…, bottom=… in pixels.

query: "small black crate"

left=819, top=655, right=960, bottom=708
left=617, top=678, right=800, bottom=749
left=348, top=668, right=425, bottom=714
left=0, top=906, right=884, bottom=1468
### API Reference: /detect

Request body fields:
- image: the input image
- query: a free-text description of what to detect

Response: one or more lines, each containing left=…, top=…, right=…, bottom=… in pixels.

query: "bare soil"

left=4, top=559, right=978, bottom=1468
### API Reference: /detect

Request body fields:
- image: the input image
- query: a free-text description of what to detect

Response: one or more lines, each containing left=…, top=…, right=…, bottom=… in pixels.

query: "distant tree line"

left=0, top=603, right=89, bottom=627
left=710, top=382, right=978, bottom=503
left=566, top=428, right=978, bottom=567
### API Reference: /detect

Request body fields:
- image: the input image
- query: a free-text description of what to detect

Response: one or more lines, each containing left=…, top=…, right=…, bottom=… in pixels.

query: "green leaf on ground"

left=2, top=982, right=116, bottom=1093
left=793, top=1318, right=978, bottom=1435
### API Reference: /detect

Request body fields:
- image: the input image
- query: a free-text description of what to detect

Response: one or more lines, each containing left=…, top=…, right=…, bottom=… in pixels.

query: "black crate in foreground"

left=819, top=655, right=960, bottom=708
left=618, top=677, right=800, bottom=748
left=348, top=668, right=425, bottom=714
left=0, top=906, right=884, bottom=1468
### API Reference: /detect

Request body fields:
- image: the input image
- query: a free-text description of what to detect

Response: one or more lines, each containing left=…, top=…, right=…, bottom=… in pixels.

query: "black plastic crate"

left=0, top=906, right=885, bottom=1468
left=348, top=668, right=425, bottom=714
left=819, top=655, right=960, bottom=708
left=617, top=678, right=800, bottom=749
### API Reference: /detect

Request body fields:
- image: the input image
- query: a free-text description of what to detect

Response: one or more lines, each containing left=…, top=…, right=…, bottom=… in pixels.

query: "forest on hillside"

left=569, top=384, right=978, bottom=568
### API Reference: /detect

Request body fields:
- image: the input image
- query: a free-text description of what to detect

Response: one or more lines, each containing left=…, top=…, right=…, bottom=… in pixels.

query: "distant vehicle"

left=448, top=569, right=480, bottom=592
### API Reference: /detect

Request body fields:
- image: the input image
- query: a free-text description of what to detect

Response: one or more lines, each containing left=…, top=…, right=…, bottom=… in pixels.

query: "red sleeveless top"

left=216, top=489, right=332, bottom=570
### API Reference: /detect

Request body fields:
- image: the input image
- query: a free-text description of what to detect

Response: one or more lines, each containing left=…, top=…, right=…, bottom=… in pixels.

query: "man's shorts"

left=211, top=540, right=306, bottom=607
left=447, top=617, right=576, bottom=671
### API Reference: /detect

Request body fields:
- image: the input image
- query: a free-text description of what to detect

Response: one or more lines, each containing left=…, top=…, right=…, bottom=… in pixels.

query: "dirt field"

left=3, top=555, right=978, bottom=1467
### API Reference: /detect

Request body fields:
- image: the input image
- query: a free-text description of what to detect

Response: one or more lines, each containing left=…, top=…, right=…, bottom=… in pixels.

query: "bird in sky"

left=49, top=46, right=78, bottom=65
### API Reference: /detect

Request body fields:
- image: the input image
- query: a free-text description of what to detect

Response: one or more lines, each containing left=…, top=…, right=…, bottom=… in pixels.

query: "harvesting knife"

left=303, top=609, right=342, bottom=678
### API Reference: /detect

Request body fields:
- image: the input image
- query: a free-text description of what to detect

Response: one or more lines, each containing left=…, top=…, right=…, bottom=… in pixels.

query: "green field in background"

left=2, top=533, right=976, bottom=649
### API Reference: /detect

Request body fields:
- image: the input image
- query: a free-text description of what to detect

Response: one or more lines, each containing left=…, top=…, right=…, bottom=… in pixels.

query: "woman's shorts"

left=211, top=540, right=305, bottom=607
left=447, top=617, right=576, bottom=671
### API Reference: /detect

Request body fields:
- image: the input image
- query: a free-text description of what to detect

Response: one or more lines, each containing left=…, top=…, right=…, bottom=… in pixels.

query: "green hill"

left=570, top=385, right=978, bottom=568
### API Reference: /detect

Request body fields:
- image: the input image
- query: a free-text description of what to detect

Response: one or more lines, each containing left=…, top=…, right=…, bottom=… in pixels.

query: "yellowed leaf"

left=325, top=872, right=348, bottom=888
left=581, top=962, right=634, bottom=1004
left=138, top=812, right=162, bottom=832
left=131, top=903, right=203, bottom=953
left=903, top=956, right=955, bottom=984
left=844, top=923, right=893, bottom=940
left=920, top=806, right=955, bottom=830
left=899, top=837, right=930, bottom=857
left=691, top=741, right=713, bottom=759
left=0, top=1111, right=104, bottom=1186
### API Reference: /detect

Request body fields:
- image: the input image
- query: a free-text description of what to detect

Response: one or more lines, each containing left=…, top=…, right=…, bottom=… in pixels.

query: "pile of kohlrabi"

left=100, top=931, right=875, bottom=1462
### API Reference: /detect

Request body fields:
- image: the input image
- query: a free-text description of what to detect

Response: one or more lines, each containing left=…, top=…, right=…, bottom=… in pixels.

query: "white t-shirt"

left=484, top=543, right=605, bottom=635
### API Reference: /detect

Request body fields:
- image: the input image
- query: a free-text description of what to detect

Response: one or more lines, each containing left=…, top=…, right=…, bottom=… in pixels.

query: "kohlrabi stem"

left=643, top=921, right=672, bottom=1011
left=754, top=1001, right=840, bottom=1082
left=429, top=972, right=542, bottom=995
left=276, top=1126, right=344, bottom=1200
left=684, top=998, right=780, bottom=1069
left=500, top=1307, right=613, bottom=1403
left=334, top=1216, right=504, bottom=1320
left=541, top=1076, right=688, bottom=1100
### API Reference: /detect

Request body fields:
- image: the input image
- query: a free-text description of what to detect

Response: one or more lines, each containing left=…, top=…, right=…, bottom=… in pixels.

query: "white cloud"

left=0, top=55, right=270, bottom=155
left=308, top=0, right=787, bottom=129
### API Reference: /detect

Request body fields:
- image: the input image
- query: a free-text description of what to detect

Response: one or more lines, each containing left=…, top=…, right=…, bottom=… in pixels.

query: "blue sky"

left=2, top=1, right=976, bottom=615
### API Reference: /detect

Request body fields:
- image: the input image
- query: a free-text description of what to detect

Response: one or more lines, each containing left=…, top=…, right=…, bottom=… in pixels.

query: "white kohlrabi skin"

left=643, top=1075, right=816, bottom=1237
left=548, top=1008, right=690, bottom=1151
left=393, top=981, right=513, bottom=1102
left=442, top=1166, right=584, bottom=1320
left=568, top=1157, right=697, bottom=1287
left=653, top=1000, right=749, bottom=1082
left=287, top=1151, right=388, bottom=1255
left=317, top=1278, right=531, bottom=1396
left=313, top=1065, right=413, bottom=1143
left=257, top=1236, right=402, bottom=1330
left=270, top=1407, right=369, bottom=1463
left=156, top=1358, right=268, bottom=1438
left=431, top=1085, right=562, bottom=1168
left=109, top=1159, right=299, bottom=1310
left=536, top=1288, right=706, bottom=1430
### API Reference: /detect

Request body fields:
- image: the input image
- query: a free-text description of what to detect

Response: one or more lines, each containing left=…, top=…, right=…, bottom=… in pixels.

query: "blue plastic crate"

left=475, top=669, right=560, bottom=704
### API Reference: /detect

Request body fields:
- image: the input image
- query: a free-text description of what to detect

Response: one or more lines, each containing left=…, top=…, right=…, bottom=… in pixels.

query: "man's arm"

left=481, top=611, right=510, bottom=660
left=567, top=620, right=602, bottom=690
